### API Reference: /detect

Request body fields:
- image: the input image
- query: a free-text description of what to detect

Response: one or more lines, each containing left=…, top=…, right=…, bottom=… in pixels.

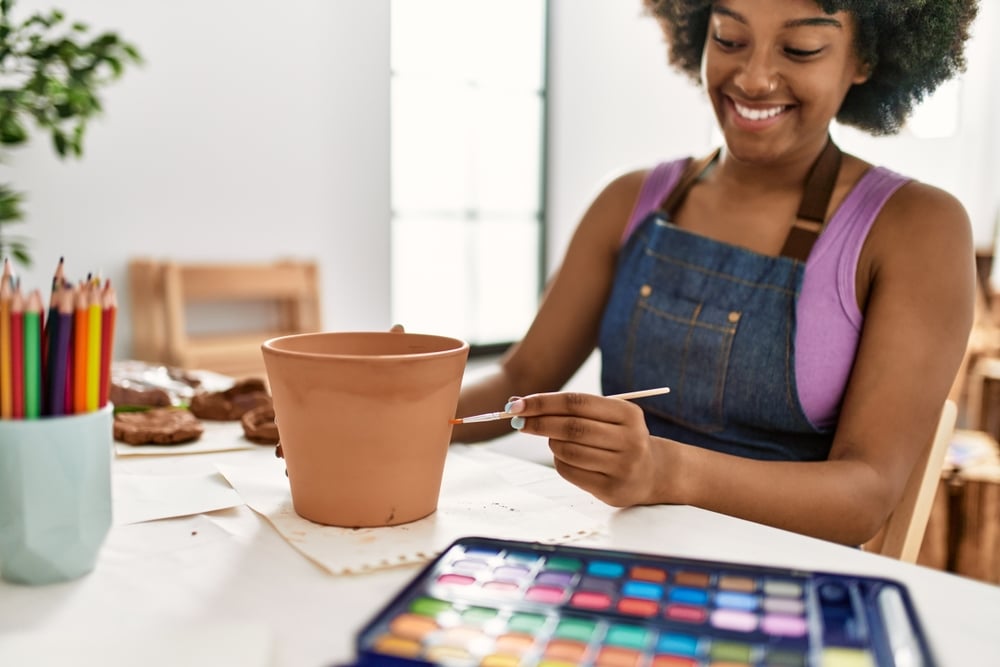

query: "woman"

left=452, top=0, right=979, bottom=547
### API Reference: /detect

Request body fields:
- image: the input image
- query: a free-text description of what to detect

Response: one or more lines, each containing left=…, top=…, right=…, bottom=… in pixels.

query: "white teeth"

left=734, top=102, right=785, bottom=120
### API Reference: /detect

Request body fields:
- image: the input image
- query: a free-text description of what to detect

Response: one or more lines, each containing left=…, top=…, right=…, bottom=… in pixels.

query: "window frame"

left=388, top=1, right=551, bottom=357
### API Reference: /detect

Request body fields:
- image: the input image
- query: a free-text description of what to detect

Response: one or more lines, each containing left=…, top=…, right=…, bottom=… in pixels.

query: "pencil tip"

left=448, top=418, right=462, bottom=424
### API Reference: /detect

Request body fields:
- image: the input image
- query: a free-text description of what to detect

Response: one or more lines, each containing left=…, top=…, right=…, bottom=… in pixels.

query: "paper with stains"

left=216, top=450, right=604, bottom=575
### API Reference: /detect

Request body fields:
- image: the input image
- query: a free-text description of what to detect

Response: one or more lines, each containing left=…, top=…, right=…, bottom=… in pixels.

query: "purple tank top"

left=623, top=160, right=909, bottom=429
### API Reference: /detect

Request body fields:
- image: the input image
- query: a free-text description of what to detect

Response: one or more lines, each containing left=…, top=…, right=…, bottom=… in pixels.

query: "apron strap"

left=659, top=138, right=843, bottom=262
left=780, top=138, right=842, bottom=261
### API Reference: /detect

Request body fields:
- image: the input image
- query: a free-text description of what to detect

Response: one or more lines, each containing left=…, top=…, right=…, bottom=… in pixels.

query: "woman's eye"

left=784, top=46, right=823, bottom=58
left=711, top=34, right=741, bottom=50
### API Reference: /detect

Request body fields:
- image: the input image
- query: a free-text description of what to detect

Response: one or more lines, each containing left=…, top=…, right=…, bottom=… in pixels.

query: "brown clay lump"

left=189, top=378, right=271, bottom=421
left=241, top=404, right=280, bottom=445
left=114, top=408, right=205, bottom=445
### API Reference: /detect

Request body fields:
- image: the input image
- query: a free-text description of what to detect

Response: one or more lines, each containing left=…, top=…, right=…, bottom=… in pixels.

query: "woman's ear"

left=852, top=61, right=873, bottom=85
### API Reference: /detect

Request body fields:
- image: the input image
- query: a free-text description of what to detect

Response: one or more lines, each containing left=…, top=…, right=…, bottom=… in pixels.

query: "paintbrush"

left=449, top=386, right=671, bottom=424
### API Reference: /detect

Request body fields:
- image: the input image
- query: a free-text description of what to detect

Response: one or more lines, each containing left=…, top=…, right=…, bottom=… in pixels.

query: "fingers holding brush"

left=451, top=387, right=669, bottom=426
left=447, top=386, right=672, bottom=506
left=506, top=391, right=643, bottom=434
left=506, top=390, right=663, bottom=507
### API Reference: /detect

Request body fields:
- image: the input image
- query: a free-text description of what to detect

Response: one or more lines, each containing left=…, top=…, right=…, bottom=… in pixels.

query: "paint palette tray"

left=352, top=536, right=934, bottom=666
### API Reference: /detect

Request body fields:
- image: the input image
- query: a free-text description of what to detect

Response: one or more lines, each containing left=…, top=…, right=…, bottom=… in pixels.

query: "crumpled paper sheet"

left=216, top=450, right=604, bottom=575
left=112, top=471, right=244, bottom=525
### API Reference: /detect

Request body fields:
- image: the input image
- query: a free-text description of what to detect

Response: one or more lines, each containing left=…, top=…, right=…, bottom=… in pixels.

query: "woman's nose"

left=733, top=49, right=779, bottom=97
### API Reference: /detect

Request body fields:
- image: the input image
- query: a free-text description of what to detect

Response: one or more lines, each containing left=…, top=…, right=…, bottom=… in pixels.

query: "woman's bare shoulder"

left=572, top=167, right=655, bottom=244
left=841, top=155, right=969, bottom=233
left=864, top=175, right=973, bottom=293
left=874, top=177, right=971, bottom=256
left=593, top=167, right=651, bottom=207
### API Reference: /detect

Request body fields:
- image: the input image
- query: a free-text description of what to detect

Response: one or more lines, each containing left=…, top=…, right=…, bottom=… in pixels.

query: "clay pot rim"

left=261, top=331, right=469, bottom=361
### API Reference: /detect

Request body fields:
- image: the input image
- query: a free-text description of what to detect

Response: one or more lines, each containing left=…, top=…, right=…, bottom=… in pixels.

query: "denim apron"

left=598, top=141, right=842, bottom=461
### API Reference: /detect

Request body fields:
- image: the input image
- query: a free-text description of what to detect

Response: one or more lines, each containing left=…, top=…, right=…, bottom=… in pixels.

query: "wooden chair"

left=864, top=399, right=957, bottom=562
left=128, top=258, right=321, bottom=378
left=953, top=277, right=1000, bottom=427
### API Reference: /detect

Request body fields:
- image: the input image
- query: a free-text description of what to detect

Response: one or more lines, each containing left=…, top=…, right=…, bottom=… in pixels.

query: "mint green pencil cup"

left=0, top=405, right=113, bottom=585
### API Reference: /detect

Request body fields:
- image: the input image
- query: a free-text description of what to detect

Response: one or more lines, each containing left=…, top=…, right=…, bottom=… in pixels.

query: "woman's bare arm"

left=507, top=181, right=974, bottom=546
left=452, top=169, right=647, bottom=443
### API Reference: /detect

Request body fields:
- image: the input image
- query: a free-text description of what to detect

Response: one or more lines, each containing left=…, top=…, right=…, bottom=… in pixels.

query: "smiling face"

left=701, top=0, right=869, bottom=165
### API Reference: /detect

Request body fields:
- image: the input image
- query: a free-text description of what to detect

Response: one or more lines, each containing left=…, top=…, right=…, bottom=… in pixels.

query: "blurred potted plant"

left=0, top=0, right=141, bottom=266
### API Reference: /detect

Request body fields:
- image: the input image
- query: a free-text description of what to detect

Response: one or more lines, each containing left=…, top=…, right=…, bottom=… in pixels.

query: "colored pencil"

left=64, top=299, right=74, bottom=414
left=44, top=257, right=64, bottom=335
left=85, top=280, right=101, bottom=412
left=98, top=280, right=117, bottom=407
left=48, top=286, right=74, bottom=416
left=49, top=258, right=65, bottom=307
left=73, top=282, right=89, bottom=414
left=0, top=272, right=11, bottom=419
left=23, top=290, right=42, bottom=418
left=449, top=386, right=673, bottom=424
left=42, top=257, right=65, bottom=377
left=0, top=258, right=12, bottom=290
left=0, top=261, right=117, bottom=419
left=43, top=285, right=58, bottom=415
left=10, top=289, right=23, bottom=418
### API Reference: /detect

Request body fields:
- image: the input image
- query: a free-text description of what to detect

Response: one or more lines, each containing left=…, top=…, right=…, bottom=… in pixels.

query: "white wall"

left=2, top=0, right=997, bottom=360
left=2, top=0, right=391, bottom=358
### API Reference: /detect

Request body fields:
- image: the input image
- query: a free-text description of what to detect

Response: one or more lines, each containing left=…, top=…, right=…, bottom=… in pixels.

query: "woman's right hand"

left=505, top=391, right=667, bottom=508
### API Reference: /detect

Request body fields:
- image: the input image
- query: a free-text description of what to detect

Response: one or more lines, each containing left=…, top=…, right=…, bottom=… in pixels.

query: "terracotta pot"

left=261, top=331, right=469, bottom=527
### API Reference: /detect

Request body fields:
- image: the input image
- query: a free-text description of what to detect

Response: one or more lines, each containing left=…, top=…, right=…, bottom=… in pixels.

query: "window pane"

left=390, top=0, right=546, bottom=347
left=393, top=82, right=544, bottom=216
left=390, top=0, right=471, bottom=80
left=472, top=3, right=546, bottom=89
left=470, top=217, right=540, bottom=344
left=391, top=216, right=540, bottom=345
left=391, top=78, right=470, bottom=212
left=391, top=0, right=545, bottom=89
left=473, top=88, right=544, bottom=214
left=391, top=216, right=468, bottom=336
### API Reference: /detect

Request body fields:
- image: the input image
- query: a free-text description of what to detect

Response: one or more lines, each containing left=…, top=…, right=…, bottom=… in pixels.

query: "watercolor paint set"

left=351, top=536, right=934, bottom=667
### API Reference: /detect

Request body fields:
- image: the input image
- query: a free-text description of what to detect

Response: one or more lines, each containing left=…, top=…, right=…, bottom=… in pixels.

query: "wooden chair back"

left=864, top=399, right=957, bottom=562
left=128, top=258, right=321, bottom=378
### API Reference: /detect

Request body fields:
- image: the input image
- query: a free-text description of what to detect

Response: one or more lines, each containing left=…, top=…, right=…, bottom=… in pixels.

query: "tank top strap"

left=621, top=160, right=690, bottom=242
left=659, top=149, right=721, bottom=215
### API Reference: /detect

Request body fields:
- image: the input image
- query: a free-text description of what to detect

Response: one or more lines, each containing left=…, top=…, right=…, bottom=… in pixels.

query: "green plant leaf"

left=0, top=185, right=24, bottom=221
left=11, top=243, right=29, bottom=267
left=51, top=127, right=66, bottom=156
left=0, top=0, right=143, bottom=267
left=0, top=110, right=26, bottom=143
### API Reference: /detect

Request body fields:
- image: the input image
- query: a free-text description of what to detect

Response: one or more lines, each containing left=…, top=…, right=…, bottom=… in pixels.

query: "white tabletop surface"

left=1, top=429, right=999, bottom=667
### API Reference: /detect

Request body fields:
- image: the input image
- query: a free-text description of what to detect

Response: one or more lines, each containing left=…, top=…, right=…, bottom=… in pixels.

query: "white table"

left=1, top=434, right=999, bottom=667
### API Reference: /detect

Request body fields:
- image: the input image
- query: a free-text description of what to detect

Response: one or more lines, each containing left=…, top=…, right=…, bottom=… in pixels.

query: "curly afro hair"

left=643, top=0, right=979, bottom=135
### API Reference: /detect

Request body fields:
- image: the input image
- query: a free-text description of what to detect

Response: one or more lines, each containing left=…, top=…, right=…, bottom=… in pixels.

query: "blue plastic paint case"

left=350, top=536, right=935, bottom=667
